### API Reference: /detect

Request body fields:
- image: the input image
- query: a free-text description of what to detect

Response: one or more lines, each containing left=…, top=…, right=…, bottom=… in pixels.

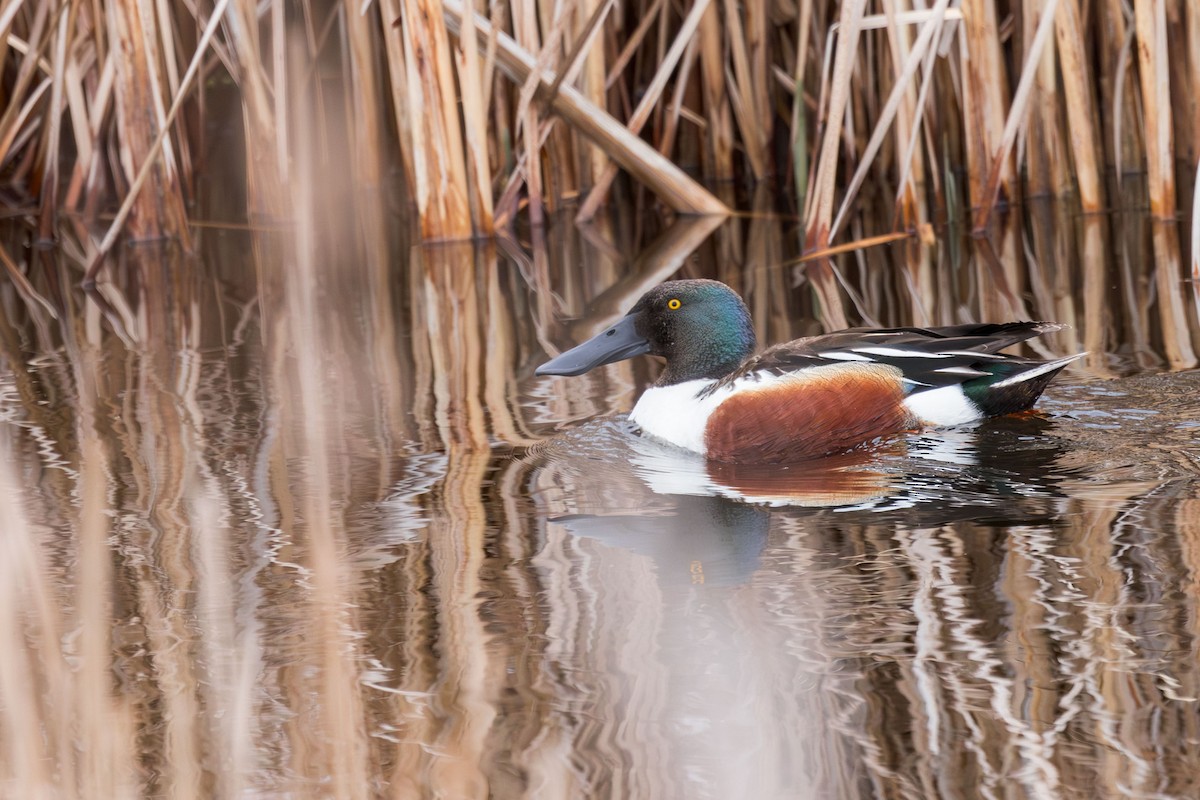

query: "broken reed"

left=0, top=0, right=1198, bottom=249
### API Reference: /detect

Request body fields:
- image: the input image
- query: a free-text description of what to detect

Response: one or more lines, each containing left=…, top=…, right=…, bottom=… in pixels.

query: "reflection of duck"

left=529, top=410, right=1073, bottom=586
left=537, top=280, right=1083, bottom=464
left=626, top=431, right=899, bottom=508
left=528, top=421, right=900, bottom=588
left=549, top=495, right=770, bottom=587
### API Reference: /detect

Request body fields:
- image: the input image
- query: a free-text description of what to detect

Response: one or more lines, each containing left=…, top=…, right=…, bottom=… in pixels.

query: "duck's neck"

left=658, top=335, right=755, bottom=386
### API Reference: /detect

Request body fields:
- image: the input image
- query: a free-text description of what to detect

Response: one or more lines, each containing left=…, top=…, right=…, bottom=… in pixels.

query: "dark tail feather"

left=964, top=354, right=1084, bottom=417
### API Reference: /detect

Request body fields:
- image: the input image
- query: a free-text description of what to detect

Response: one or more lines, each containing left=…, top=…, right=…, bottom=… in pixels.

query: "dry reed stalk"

left=1096, top=0, right=1140, bottom=177
left=379, top=0, right=416, bottom=192
left=105, top=0, right=189, bottom=241
left=1188, top=4, right=1200, bottom=166
left=789, top=0, right=813, bottom=204
left=804, top=0, right=865, bottom=249
left=657, top=35, right=698, bottom=164
left=1134, top=0, right=1176, bottom=219
left=36, top=0, right=71, bottom=241
left=0, top=0, right=48, bottom=168
left=746, top=187, right=786, bottom=342
left=575, top=0, right=610, bottom=188
left=575, top=0, right=714, bottom=221
left=603, top=0, right=661, bottom=89
left=1150, top=222, right=1198, bottom=368
left=396, top=0, right=472, bottom=238
left=698, top=0, right=734, bottom=180
left=1193, top=160, right=1200, bottom=324
left=744, top=0, right=772, bottom=177
left=1054, top=0, right=1102, bottom=212
left=452, top=0, right=495, bottom=233
left=973, top=223, right=1030, bottom=323
left=830, top=3, right=949, bottom=240
left=723, top=0, right=768, bottom=179
left=510, top=0, right=546, bottom=225
left=221, top=0, right=286, bottom=221
left=443, top=0, right=728, bottom=216
left=61, top=41, right=108, bottom=215
left=786, top=230, right=913, bottom=266
left=973, top=0, right=1060, bottom=232
left=959, top=0, right=1012, bottom=217
left=85, top=0, right=226, bottom=283
left=343, top=0, right=387, bottom=195
left=1027, top=202, right=1078, bottom=351
left=492, top=10, right=615, bottom=227
left=1022, top=0, right=1070, bottom=200
left=492, top=0, right=614, bottom=220
left=1079, top=216, right=1115, bottom=376
left=1166, top=3, right=1193, bottom=167
left=880, top=0, right=922, bottom=232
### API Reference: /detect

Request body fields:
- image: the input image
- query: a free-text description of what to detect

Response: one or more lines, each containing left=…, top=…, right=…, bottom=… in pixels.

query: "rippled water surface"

left=3, top=204, right=1200, bottom=798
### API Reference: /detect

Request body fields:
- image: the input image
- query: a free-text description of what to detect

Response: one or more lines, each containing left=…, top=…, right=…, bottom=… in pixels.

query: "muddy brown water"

left=2, top=203, right=1200, bottom=798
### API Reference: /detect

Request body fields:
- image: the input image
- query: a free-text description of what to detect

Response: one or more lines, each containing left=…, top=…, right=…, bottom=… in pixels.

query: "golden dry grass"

left=0, top=0, right=1197, bottom=247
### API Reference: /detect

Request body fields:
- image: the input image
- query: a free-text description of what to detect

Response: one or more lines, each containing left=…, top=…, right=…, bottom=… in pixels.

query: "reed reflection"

left=2, top=197, right=1200, bottom=798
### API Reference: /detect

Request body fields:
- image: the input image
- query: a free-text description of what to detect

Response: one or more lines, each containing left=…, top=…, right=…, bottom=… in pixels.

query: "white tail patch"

left=903, top=385, right=982, bottom=426
left=989, top=353, right=1086, bottom=388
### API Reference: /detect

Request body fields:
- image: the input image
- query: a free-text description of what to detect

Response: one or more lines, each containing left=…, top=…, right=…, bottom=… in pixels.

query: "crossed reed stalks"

left=0, top=0, right=1196, bottom=252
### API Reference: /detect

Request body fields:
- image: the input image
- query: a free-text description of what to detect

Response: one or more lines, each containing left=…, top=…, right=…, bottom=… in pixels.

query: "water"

left=2, top=203, right=1200, bottom=798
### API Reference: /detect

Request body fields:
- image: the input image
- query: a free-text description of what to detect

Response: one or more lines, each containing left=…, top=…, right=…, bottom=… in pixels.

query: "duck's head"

left=535, top=279, right=757, bottom=385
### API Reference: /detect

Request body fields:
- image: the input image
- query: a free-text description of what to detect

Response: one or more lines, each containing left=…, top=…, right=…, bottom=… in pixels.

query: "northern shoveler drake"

left=536, top=279, right=1084, bottom=465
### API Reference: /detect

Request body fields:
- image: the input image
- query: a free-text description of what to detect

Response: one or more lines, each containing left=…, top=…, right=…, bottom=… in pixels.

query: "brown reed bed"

left=0, top=0, right=1198, bottom=249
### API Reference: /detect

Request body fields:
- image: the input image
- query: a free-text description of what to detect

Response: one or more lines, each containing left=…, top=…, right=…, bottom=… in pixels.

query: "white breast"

left=627, top=379, right=732, bottom=455
left=629, top=373, right=805, bottom=454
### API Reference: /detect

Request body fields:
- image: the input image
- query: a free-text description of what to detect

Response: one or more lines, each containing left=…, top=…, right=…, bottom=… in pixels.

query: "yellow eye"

left=667, top=298, right=681, bottom=310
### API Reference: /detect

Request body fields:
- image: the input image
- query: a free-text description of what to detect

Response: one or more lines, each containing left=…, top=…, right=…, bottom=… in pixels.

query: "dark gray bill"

left=535, top=314, right=651, bottom=376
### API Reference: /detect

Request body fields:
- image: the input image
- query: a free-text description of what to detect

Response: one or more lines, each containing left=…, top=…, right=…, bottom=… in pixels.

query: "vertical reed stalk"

left=576, top=0, right=713, bottom=221
left=805, top=0, right=865, bottom=248
left=1192, top=160, right=1200, bottom=324
left=1187, top=3, right=1200, bottom=166
left=1055, top=0, right=1103, bottom=212
left=107, top=0, right=178, bottom=239
left=453, top=0, right=495, bottom=233
left=1133, top=0, right=1176, bottom=218
left=959, top=0, right=1012, bottom=214
left=698, top=0, right=734, bottom=180
left=397, top=0, right=472, bottom=237
left=1022, top=0, right=1070, bottom=199
left=973, top=0, right=1060, bottom=231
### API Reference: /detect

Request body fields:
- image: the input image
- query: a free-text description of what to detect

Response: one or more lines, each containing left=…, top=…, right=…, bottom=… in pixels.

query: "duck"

left=535, top=279, right=1084, bottom=465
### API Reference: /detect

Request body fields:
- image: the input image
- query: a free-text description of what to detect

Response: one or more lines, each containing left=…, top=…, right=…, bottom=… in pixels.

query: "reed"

left=0, top=0, right=1198, bottom=252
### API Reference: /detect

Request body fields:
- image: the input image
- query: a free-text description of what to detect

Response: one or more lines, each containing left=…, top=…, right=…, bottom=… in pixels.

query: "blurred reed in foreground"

left=1, top=0, right=1198, bottom=249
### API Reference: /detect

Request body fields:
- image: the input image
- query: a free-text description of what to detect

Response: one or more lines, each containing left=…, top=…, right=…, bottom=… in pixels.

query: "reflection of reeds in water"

left=4, top=149, right=1200, bottom=794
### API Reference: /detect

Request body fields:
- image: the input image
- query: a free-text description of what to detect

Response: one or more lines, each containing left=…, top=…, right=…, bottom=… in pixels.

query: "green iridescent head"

left=536, top=279, right=757, bottom=385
